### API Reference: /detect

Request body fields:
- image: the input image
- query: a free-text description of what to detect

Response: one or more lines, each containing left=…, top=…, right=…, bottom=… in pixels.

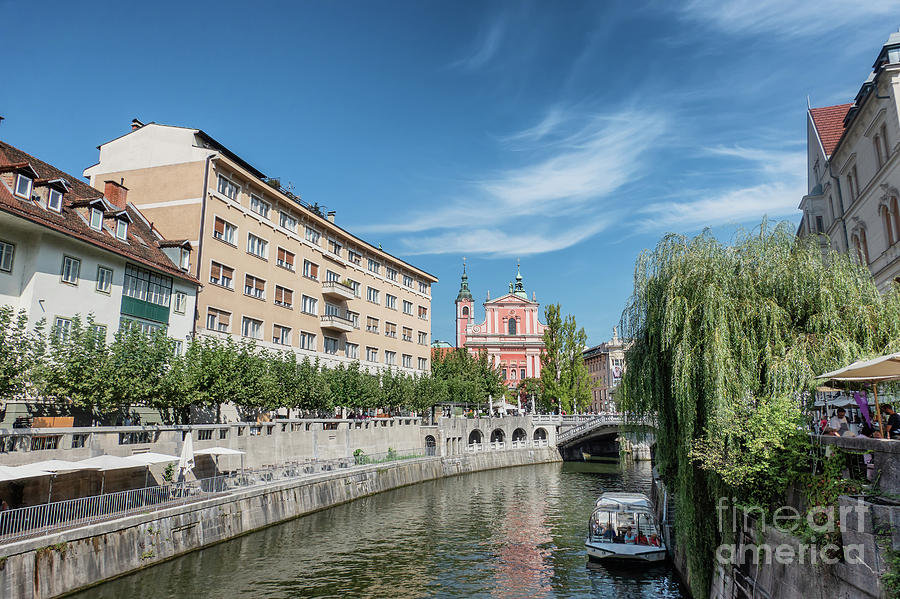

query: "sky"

left=2, top=1, right=898, bottom=346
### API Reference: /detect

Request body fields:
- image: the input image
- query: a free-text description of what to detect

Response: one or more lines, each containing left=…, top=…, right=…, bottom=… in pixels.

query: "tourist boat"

left=585, top=492, right=666, bottom=562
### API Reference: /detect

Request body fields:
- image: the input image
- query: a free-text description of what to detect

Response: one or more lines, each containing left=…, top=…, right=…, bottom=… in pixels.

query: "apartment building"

left=799, top=30, right=900, bottom=291
left=83, top=121, right=437, bottom=374
left=0, top=139, right=198, bottom=347
left=582, top=329, right=626, bottom=413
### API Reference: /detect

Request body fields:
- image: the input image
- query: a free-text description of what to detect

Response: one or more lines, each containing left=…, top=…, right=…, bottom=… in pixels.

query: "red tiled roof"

left=0, top=140, right=199, bottom=284
left=809, top=103, right=853, bottom=157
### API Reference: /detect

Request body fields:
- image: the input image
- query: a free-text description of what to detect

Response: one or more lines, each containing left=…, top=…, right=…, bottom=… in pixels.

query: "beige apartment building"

left=582, top=328, right=626, bottom=413
left=83, top=120, right=437, bottom=375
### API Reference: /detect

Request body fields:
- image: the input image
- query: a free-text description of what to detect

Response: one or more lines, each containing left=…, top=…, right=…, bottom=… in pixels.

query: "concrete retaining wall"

left=0, top=447, right=561, bottom=599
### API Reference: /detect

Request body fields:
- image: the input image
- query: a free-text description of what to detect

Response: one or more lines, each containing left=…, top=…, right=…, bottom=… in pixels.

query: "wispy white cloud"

left=637, top=145, right=805, bottom=231
left=451, top=20, right=506, bottom=70
left=679, top=0, right=898, bottom=37
left=359, top=107, right=666, bottom=256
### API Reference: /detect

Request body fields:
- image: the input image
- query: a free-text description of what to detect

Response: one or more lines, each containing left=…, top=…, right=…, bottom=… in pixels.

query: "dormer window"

left=90, top=207, right=103, bottom=230
left=116, top=219, right=128, bottom=240
left=14, top=174, right=32, bottom=199
left=179, top=247, right=190, bottom=270
left=47, top=188, right=63, bottom=213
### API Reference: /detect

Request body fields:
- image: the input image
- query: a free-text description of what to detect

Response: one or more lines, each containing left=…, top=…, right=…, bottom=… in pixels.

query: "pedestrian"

left=882, top=405, right=900, bottom=439
left=829, top=408, right=850, bottom=435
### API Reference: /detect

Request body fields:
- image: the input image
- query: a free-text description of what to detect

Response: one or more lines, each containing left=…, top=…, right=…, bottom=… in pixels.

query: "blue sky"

left=2, top=1, right=898, bottom=345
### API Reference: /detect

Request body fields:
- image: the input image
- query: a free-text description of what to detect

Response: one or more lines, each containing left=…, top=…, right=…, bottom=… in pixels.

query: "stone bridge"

left=551, top=413, right=656, bottom=461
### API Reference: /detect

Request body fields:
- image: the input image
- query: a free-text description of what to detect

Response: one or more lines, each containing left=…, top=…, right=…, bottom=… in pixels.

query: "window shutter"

left=211, top=262, right=221, bottom=279
left=310, top=263, right=318, bottom=278
left=214, top=218, right=225, bottom=235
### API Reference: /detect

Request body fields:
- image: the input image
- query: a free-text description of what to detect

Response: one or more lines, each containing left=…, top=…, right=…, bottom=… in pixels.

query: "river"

left=71, top=460, right=687, bottom=598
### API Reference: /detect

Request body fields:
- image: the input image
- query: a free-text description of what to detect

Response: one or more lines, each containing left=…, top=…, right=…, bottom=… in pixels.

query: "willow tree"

left=620, top=222, right=900, bottom=597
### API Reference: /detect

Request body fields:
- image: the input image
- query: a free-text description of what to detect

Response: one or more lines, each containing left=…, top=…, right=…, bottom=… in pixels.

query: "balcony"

left=320, top=313, right=355, bottom=332
left=321, top=280, right=355, bottom=300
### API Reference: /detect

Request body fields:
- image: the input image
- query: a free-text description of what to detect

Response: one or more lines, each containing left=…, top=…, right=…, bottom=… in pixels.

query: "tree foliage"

left=540, top=303, right=592, bottom=413
left=620, top=222, right=900, bottom=597
left=431, top=348, right=504, bottom=405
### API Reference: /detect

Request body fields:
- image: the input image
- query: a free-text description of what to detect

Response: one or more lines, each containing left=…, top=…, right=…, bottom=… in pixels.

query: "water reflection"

left=72, top=460, right=686, bottom=599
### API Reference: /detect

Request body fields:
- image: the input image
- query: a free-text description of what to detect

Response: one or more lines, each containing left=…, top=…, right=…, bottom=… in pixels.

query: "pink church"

left=455, top=262, right=547, bottom=389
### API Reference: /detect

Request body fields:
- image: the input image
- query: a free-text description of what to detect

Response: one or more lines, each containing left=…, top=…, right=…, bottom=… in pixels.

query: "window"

left=206, top=308, right=230, bottom=332
left=275, top=285, right=293, bottom=308
left=61, top=255, right=81, bottom=284
left=303, top=260, right=319, bottom=280
left=367, top=287, right=380, bottom=304
left=273, top=324, right=292, bottom=345
left=501, top=368, right=507, bottom=380
left=48, top=188, right=63, bottom=213
left=173, top=291, right=187, bottom=314
left=403, top=274, right=413, bottom=287
left=847, top=166, right=860, bottom=202
left=89, top=207, right=103, bottom=230
left=179, top=248, right=190, bottom=270
left=92, top=323, right=110, bottom=339
left=96, top=266, right=113, bottom=294
left=875, top=134, right=886, bottom=168
left=508, top=318, right=517, bottom=335
left=366, top=316, right=379, bottom=333
left=244, top=274, right=265, bottom=299
left=250, top=194, right=270, bottom=218
left=402, top=327, right=412, bottom=342
left=348, top=250, right=362, bottom=265
left=366, top=347, right=378, bottom=362
left=116, top=219, right=128, bottom=240
left=305, top=226, right=320, bottom=244
left=326, top=269, right=340, bottom=282
left=14, top=174, right=32, bottom=199
left=402, top=354, right=412, bottom=368
left=209, top=261, right=234, bottom=289
left=521, top=369, right=526, bottom=380
left=213, top=217, right=236, bottom=245
left=324, top=336, right=339, bottom=354
left=279, top=211, right=298, bottom=233
left=217, top=175, right=238, bottom=200
left=385, top=351, right=396, bottom=366
left=418, top=306, right=428, bottom=320
left=247, top=233, right=268, bottom=259
left=0, top=240, right=13, bottom=272
left=403, top=300, right=413, bottom=315
left=124, top=264, right=172, bottom=306
left=241, top=316, right=262, bottom=339
left=419, top=282, right=429, bottom=294
left=301, top=295, right=318, bottom=315
left=300, top=331, right=316, bottom=350
left=348, top=279, right=360, bottom=297
left=418, top=331, right=427, bottom=345
left=386, top=267, right=397, bottom=281
left=328, top=238, right=342, bottom=257
left=346, top=342, right=359, bottom=359
left=385, top=322, right=397, bottom=338
left=54, top=317, right=73, bottom=341
left=276, top=247, right=295, bottom=271
left=881, top=124, right=890, bottom=162
left=325, top=302, right=340, bottom=316
left=347, top=311, right=359, bottom=328
left=418, top=357, right=427, bottom=370
left=173, top=340, right=184, bottom=356
left=368, top=259, right=380, bottom=274
left=462, top=306, right=469, bottom=316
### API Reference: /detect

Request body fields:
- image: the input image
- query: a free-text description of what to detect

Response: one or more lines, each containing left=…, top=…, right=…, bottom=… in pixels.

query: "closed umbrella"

left=178, top=434, right=195, bottom=481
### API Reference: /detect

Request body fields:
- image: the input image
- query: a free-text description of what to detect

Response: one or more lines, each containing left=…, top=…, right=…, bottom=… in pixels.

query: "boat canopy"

left=595, top=492, right=653, bottom=512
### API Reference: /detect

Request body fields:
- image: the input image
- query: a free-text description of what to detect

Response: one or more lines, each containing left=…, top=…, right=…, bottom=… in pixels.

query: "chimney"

left=327, top=211, right=336, bottom=223
left=104, top=180, right=129, bottom=209
left=130, top=118, right=144, bottom=132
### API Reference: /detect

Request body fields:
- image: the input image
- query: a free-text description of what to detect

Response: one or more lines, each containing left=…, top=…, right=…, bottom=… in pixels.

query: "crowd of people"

left=818, top=404, right=900, bottom=440
left=591, top=522, right=661, bottom=546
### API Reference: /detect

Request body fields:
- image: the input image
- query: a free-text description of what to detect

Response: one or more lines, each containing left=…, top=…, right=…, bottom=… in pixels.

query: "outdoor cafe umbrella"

left=76, top=455, right=146, bottom=495
left=194, top=447, right=245, bottom=477
left=178, top=434, right=195, bottom=481
left=0, top=464, right=54, bottom=483
left=28, top=459, right=101, bottom=503
left=818, top=351, right=900, bottom=437
left=125, top=453, right=180, bottom=488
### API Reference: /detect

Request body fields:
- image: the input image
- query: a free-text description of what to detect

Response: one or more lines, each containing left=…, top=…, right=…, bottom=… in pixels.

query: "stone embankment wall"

left=0, top=447, right=561, bottom=599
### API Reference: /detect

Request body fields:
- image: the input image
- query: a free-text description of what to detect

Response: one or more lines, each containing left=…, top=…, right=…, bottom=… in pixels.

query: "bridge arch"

left=468, top=429, right=483, bottom=445
left=490, top=429, right=505, bottom=443
left=533, top=427, right=547, bottom=441
left=512, top=428, right=527, bottom=442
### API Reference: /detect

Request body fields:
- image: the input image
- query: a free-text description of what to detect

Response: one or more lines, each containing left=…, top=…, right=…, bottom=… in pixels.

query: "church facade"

left=455, top=263, right=547, bottom=389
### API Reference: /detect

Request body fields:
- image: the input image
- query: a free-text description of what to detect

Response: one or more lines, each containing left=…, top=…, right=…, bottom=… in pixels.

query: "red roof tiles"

left=0, top=140, right=198, bottom=284
left=809, top=103, right=853, bottom=157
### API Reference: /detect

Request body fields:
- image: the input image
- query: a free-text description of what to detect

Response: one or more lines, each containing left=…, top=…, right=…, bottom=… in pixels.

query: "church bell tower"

left=455, top=258, right=473, bottom=348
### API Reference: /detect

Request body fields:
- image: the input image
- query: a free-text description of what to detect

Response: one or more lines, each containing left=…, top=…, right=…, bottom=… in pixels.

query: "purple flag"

left=854, top=391, right=872, bottom=427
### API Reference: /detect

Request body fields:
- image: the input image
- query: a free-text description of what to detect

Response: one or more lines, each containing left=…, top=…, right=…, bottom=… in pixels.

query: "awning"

left=27, top=459, right=102, bottom=473
left=76, top=455, right=147, bottom=471
left=194, top=447, right=246, bottom=456
left=818, top=352, right=900, bottom=382
left=0, top=464, right=54, bottom=482
left=125, top=452, right=180, bottom=465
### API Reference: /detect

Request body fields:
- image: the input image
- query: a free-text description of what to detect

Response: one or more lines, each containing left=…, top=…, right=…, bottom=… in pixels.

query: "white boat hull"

left=585, top=539, right=667, bottom=562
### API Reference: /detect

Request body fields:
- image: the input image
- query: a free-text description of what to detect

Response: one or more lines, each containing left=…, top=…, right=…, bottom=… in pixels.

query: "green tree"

left=38, top=315, right=110, bottom=412
left=0, top=307, right=45, bottom=400
left=619, top=222, right=900, bottom=597
left=106, top=327, right=176, bottom=417
left=540, top=304, right=592, bottom=413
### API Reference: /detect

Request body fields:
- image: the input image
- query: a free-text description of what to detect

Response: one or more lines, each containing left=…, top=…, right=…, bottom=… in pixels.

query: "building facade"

left=583, top=329, right=626, bottom=413
left=455, top=263, right=546, bottom=389
left=799, top=31, right=900, bottom=292
left=83, top=120, right=437, bottom=375
left=0, top=140, right=198, bottom=348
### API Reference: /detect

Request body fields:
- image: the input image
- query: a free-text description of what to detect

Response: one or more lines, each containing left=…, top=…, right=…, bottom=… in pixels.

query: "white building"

left=0, top=139, right=199, bottom=348
left=800, top=30, right=900, bottom=291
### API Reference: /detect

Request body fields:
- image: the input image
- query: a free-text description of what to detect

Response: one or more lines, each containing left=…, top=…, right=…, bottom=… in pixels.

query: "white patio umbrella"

left=0, top=464, right=54, bottom=483
left=126, top=453, right=180, bottom=488
left=77, top=455, right=145, bottom=495
left=28, top=460, right=101, bottom=502
left=818, top=351, right=900, bottom=436
left=195, top=447, right=245, bottom=476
